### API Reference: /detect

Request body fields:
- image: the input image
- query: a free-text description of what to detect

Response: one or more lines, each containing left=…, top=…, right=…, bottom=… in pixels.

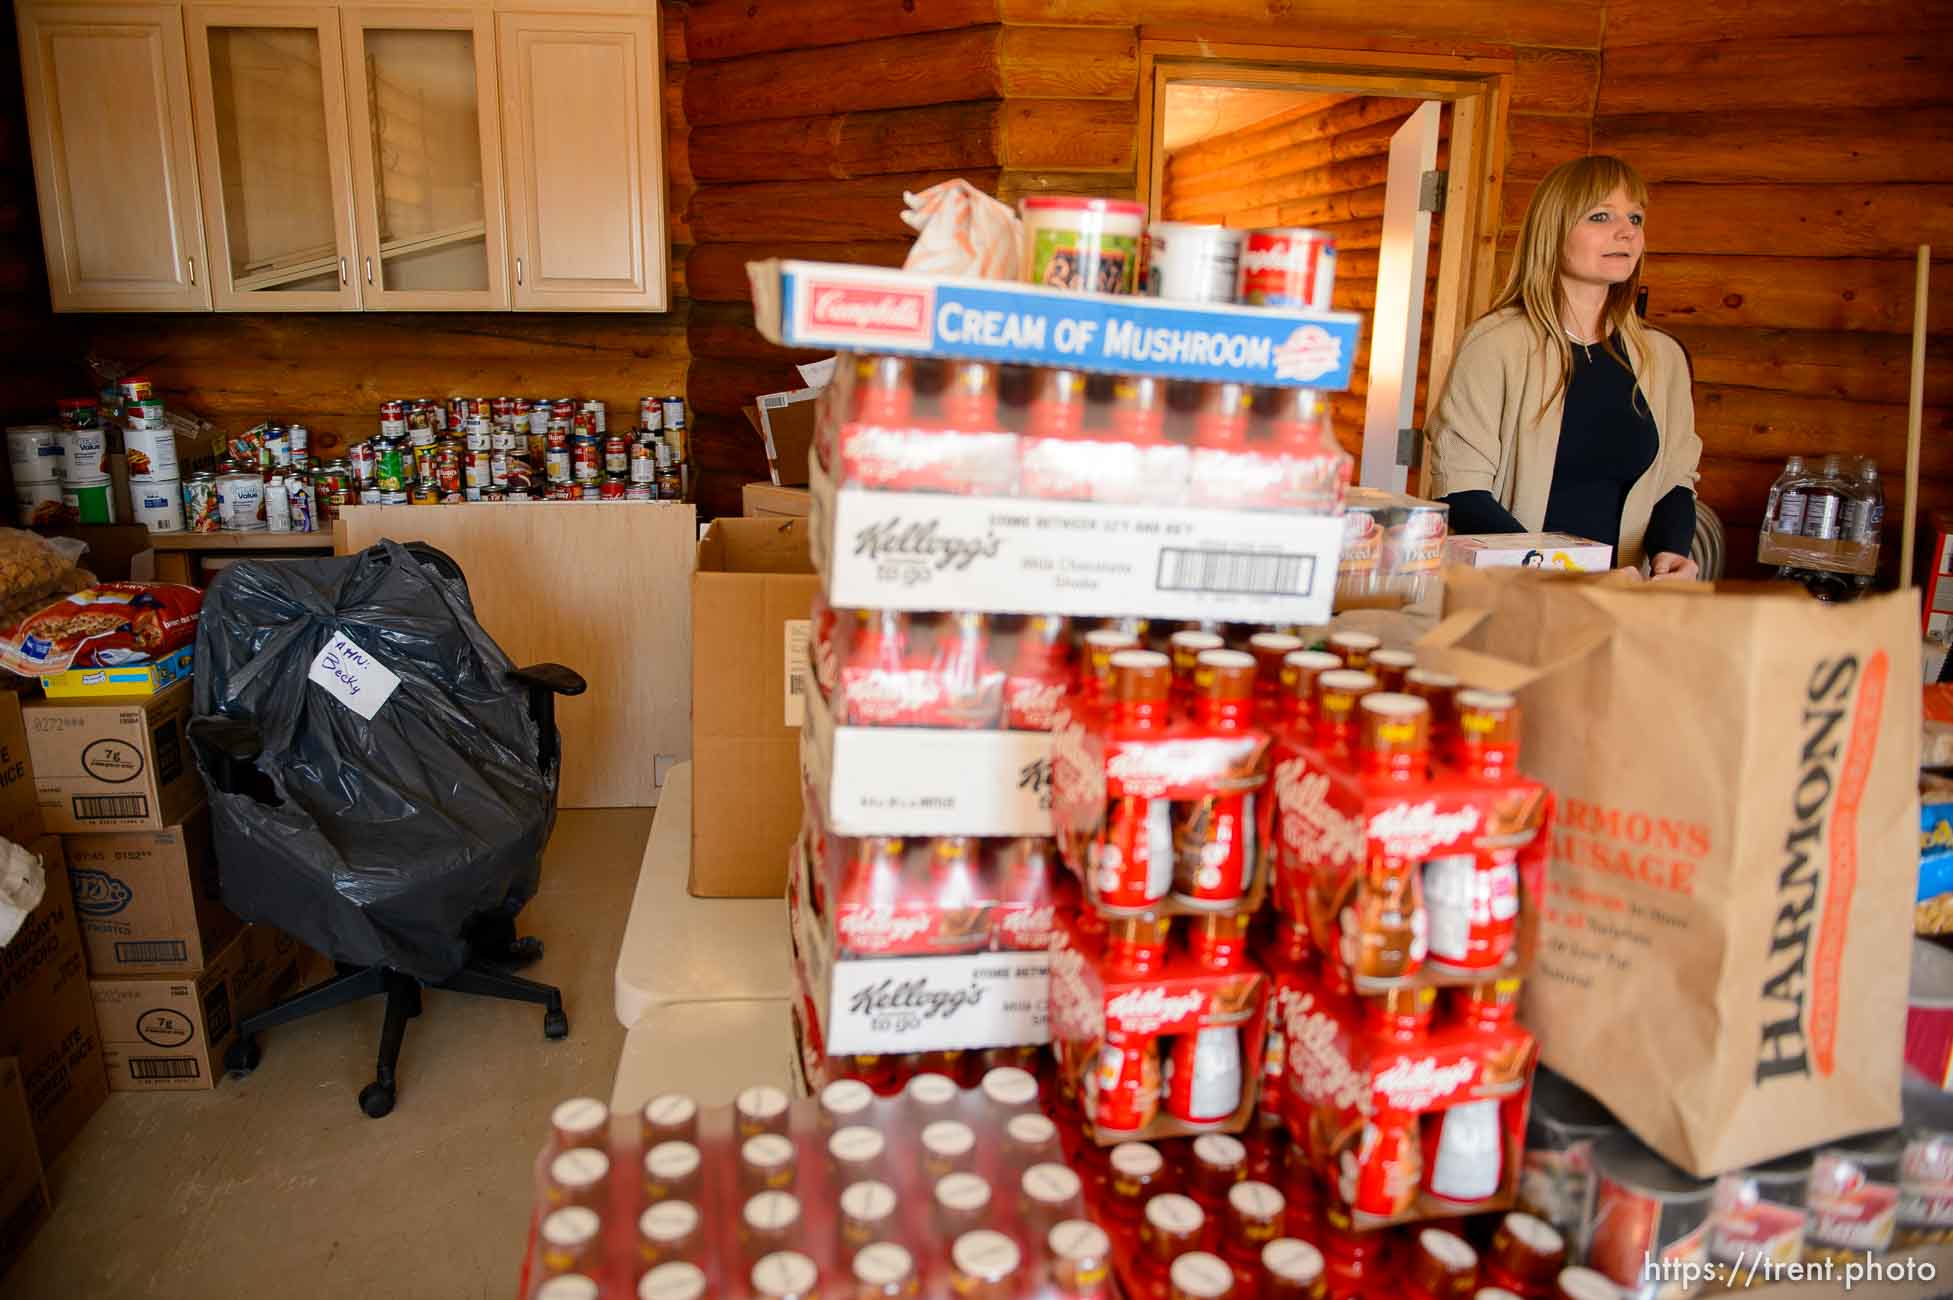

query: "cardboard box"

left=63, top=810, right=242, bottom=976
left=742, top=481, right=813, bottom=518
left=0, top=1056, right=48, bottom=1279
left=1444, top=532, right=1614, bottom=572
left=25, top=680, right=204, bottom=834
left=743, top=386, right=819, bottom=488
left=90, top=923, right=302, bottom=1091
left=40, top=644, right=194, bottom=699
left=690, top=518, right=823, bottom=897
left=800, top=666, right=1055, bottom=837
left=0, top=839, right=109, bottom=1163
left=0, top=692, right=43, bottom=847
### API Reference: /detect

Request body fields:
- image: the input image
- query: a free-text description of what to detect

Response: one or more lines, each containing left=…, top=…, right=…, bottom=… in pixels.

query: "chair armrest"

left=186, top=714, right=265, bottom=762
left=509, top=663, right=586, bottom=697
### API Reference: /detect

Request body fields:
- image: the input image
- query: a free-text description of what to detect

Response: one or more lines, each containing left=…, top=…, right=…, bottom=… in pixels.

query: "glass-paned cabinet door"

left=341, top=8, right=507, bottom=308
left=185, top=6, right=361, bottom=309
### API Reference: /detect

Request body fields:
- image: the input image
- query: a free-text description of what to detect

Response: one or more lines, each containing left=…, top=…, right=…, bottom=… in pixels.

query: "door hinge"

left=1397, top=427, right=1420, bottom=467
left=1419, top=169, right=1448, bottom=214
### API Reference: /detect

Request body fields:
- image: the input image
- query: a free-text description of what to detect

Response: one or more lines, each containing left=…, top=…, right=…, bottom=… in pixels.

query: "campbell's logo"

left=808, top=284, right=929, bottom=338
left=1105, top=987, right=1206, bottom=1036
left=69, top=867, right=133, bottom=916
left=1369, top=800, right=1482, bottom=859
left=853, top=518, right=1002, bottom=572
left=837, top=905, right=935, bottom=949
left=1275, top=758, right=1364, bottom=866
left=1373, top=1055, right=1478, bottom=1113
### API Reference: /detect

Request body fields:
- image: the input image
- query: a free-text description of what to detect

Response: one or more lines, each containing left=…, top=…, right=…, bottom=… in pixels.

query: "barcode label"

left=128, top=1057, right=200, bottom=1081
left=784, top=619, right=812, bottom=728
left=74, top=794, right=149, bottom=820
left=115, top=940, right=187, bottom=964
left=1156, top=548, right=1317, bottom=596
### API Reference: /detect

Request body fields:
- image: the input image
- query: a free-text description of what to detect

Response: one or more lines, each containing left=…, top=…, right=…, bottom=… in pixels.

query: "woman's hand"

left=1649, top=551, right=1699, bottom=581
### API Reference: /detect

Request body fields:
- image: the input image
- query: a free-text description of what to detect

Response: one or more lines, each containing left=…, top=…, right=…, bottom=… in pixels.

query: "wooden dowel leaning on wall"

left=1905, top=244, right=1931, bottom=588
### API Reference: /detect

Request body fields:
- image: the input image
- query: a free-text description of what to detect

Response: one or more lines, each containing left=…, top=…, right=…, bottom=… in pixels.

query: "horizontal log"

left=1273, top=182, right=1388, bottom=228
left=997, top=26, right=1136, bottom=99
left=995, top=170, right=1137, bottom=202
left=687, top=301, right=833, bottom=367
left=691, top=102, right=1000, bottom=183
left=1165, top=155, right=1392, bottom=224
left=998, top=99, right=1138, bottom=171
left=1594, top=108, right=1953, bottom=185
left=1509, top=47, right=1596, bottom=116
left=995, top=0, right=1604, bottom=50
left=685, top=0, right=997, bottom=64
left=684, top=26, right=1130, bottom=127
left=691, top=170, right=991, bottom=242
left=687, top=240, right=913, bottom=303
left=1165, top=113, right=1410, bottom=206
left=688, top=356, right=808, bottom=418
left=1502, top=181, right=1953, bottom=260
left=1665, top=325, right=1953, bottom=406
left=1643, top=253, right=1953, bottom=335
left=1692, top=384, right=1952, bottom=476
left=1597, top=33, right=1953, bottom=115
left=1602, top=0, right=1952, bottom=46
left=1167, top=97, right=1420, bottom=183
left=1506, top=112, right=1588, bottom=179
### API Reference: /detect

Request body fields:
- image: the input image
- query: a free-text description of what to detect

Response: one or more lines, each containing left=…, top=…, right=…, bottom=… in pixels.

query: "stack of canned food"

left=183, top=393, right=691, bottom=534
left=5, top=376, right=185, bottom=530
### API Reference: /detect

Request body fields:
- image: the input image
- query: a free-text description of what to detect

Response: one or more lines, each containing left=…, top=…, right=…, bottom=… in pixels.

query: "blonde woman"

left=1426, top=156, right=1702, bottom=578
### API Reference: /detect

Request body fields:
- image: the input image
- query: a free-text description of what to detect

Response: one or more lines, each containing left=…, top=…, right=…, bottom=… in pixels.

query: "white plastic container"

left=131, top=478, right=185, bottom=532
left=122, top=421, right=179, bottom=481
left=1019, top=196, right=1147, bottom=295
left=1146, top=222, right=1243, bottom=304
left=217, top=470, right=266, bottom=531
left=57, top=426, right=108, bottom=481
left=6, top=425, right=62, bottom=483
left=13, top=479, right=64, bottom=526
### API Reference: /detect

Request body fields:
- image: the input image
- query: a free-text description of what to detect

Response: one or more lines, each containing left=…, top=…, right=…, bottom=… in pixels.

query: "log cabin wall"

left=1157, top=96, right=1454, bottom=450
left=1592, top=0, right=1953, bottom=577
left=29, top=5, right=692, bottom=474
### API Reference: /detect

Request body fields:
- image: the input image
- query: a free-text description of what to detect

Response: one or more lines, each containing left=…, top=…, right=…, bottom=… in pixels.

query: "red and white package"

left=0, top=582, right=201, bottom=675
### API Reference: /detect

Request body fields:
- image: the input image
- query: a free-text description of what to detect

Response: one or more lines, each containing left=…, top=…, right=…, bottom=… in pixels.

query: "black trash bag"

left=190, top=540, right=554, bottom=983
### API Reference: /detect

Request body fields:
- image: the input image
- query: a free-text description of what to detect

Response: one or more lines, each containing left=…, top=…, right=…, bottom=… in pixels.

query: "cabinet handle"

left=515, top=256, right=523, bottom=286
left=339, top=257, right=348, bottom=286
left=187, top=256, right=195, bottom=286
left=365, top=256, right=374, bottom=286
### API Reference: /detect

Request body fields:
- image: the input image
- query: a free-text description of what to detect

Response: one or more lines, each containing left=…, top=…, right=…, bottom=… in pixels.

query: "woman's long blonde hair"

left=1488, top=155, right=1653, bottom=415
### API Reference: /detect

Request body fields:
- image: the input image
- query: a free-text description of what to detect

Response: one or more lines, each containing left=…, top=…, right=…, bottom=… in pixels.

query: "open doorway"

left=1142, top=46, right=1512, bottom=495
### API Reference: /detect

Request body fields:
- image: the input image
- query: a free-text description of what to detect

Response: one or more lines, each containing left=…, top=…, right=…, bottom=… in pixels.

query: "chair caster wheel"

left=224, top=1035, right=262, bottom=1078
left=359, top=1081, right=396, bottom=1118
left=508, top=936, right=544, bottom=967
left=543, top=1008, right=569, bottom=1040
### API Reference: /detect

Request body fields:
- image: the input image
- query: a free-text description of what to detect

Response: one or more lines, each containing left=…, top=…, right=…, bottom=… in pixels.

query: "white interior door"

left=1360, top=100, right=1441, bottom=493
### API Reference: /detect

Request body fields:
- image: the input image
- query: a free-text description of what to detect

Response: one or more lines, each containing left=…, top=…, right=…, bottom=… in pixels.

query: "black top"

left=1442, top=334, right=1696, bottom=561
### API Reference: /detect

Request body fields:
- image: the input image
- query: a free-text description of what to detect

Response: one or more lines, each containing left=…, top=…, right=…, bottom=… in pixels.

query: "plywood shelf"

left=149, top=530, right=335, bottom=552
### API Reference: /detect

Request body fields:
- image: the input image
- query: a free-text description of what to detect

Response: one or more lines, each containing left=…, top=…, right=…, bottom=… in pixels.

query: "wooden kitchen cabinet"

left=340, top=6, right=510, bottom=308
left=497, top=11, right=667, bottom=310
left=184, top=4, right=363, bottom=309
left=15, top=4, right=210, bottom=310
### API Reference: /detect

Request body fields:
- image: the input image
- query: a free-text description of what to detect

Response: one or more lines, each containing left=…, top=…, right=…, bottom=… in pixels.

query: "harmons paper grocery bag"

left=1421, top=567, right=1918, bottom=1177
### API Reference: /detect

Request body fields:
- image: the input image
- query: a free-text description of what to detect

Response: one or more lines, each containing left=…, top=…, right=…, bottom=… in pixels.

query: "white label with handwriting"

left=308, top=630, right=401, bottom=720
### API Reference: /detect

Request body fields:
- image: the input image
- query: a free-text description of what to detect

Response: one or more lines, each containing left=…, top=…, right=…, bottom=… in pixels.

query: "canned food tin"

left=1521, top=1068, right=1623, bottom=1261
left=264, top=425, right=291, bottom=468
left=1710, top=1151, right=1811, bottom=1268
left=379, top=400, right=405, bottom=423
left=1899, top=1131, right=1953, bottom=1248
left=1805, top=1130, right=1905, bottom=1263
left=1020, top=196, right=1147, bottom=295
left=436, top=456, right=462, bottom=496
left=546, top=447, right=572, bottom=485
left=639, top=396, right=663, bottom=433
left=57, top=397, right=99, bottom=430
left=551, top=398, right=575, bottom=422
left=118, top=376, right=154, bottom=402
left=406, top=402, right=431, bottom=434
left=126, top=398, right=165, bottom=425
left=465, top=449, right=491, bottom=490
left=217, top=471, right=266, bottom=531
left=660, top=396, right=685, bottom=432
left=6, top=425, right=63, bottom=484
left=414, top=442, right=441, bottom=488
left=379, top=418, right=406, bottom=438
left=123, top=422, right=179, bottom=481
left=491, top=425, right=515, bottom=454
left=1586, top=1132, right=1713, bottom=1299
left=581, top=400, right=606, bottom=434
left=604, top=435, right=629, bottom=475
left=572, top=436, right=601, bottom=483
left=1147, top=222, right=1243, bottom=304
left=625, top=484, right=654, bottom=501
left=288, top=423, right=310, bottom=471
left=410, top=485, right=440, bottom=506
left=12, top=480, right=66, bottom=527
left=630, top=442, right=657, bottom=484
left=492, top=396, right=521, bottom=428
left=183, top=474, right=221, bottom=532
left=601, top=473, right=627, bottom=500
left=1238, top=228, right=1338, bottom=309
left=579, top=484, right=601, bottom=501
left=546, top=483, right=575, bottom=502
left=465, top=419, right=492, bottom=452
left=529, top=403, right=551, bottom=438
left=382, top=489, right=407, bottom=506
left=374, top=440, right=406, bottom=493
left=349, top=440, right=378, bottom=486
left=58, top=426, right=108, bottom=481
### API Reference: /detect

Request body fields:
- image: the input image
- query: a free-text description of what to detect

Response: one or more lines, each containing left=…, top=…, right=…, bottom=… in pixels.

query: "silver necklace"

left=1562, top=324, right=1597, bottom=362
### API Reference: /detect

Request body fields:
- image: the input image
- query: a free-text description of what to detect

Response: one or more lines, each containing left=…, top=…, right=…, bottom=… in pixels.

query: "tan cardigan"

left=1424, top=308, right=1703, bottom=568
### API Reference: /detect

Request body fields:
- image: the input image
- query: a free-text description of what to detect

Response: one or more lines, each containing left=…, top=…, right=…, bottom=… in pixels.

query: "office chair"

left=192, top=542, right=587, bottom=1118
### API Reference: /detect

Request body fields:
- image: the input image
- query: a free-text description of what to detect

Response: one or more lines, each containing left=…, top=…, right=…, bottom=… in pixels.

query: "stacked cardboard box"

left=24, top=680, right=308, bottom=1091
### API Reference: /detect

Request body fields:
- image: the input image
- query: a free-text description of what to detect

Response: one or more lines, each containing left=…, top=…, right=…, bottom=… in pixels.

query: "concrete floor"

left=3, top=806, right=653, bottom=1300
